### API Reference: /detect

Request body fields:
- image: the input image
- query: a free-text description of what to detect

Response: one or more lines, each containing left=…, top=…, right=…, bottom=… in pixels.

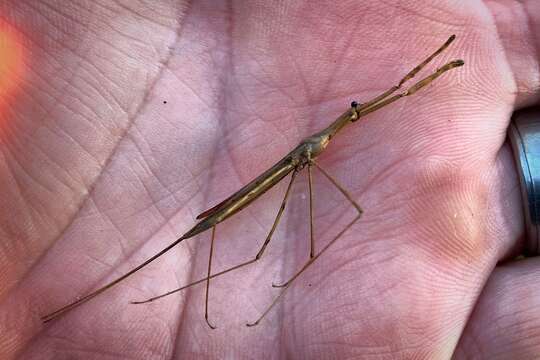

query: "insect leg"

left=308, top=164, right=315, bottom=258
left=358, top=58, right=463, bottom=118
left=355, top=35, right=459, bottom=113
left=130, top=170, right=299, bottom=305
left=246, top=161, right=363, bottom=326
left=205, top=226, right=217, bottom=329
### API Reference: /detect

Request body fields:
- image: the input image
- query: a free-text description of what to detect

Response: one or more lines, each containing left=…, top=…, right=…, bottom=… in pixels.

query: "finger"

left=454, top=258, right=540, bottom=358
left=483, top=143, right=524, bottom=260
left=486, top=0, right=540, bottom=108
left=482, top=0, right=540, bottom=256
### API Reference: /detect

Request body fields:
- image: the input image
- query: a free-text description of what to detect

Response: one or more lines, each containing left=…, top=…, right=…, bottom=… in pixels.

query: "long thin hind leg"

left=130, top=170, right=299, bottom=305
left=246, top=161, right=363, bottom=327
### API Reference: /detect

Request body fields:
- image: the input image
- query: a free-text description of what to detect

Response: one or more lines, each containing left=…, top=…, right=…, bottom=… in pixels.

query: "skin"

left=0, top=0, right=539, bottom=359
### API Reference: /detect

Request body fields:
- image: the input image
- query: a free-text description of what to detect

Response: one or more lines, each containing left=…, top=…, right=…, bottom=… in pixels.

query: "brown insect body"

left=186, top=108, right=354, bottom=240
left=190, top=95, right=422, bottom=237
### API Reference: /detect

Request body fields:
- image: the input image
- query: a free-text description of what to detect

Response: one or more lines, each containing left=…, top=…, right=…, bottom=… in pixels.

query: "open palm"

left=1, top=1, right=539, bottom=359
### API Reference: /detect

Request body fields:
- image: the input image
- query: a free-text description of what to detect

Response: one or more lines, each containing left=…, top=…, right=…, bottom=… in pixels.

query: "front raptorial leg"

left=357, top=58, right=464, bottom=119
left=246, top=161, right=363, bottom=327
left=355, top=34, right=459, bottom=113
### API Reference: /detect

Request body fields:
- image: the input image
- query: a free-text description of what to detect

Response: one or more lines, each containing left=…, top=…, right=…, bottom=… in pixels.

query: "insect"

left=41, top=35, right=464, bottom=328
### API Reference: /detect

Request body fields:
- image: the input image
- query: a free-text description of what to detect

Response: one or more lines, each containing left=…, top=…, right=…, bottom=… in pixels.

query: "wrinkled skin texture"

left=0, top=0, right=540, bottom=359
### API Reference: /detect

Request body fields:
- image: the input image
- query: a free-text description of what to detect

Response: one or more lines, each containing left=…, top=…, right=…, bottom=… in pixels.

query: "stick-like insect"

left=41, top=35, right=464, bottom=328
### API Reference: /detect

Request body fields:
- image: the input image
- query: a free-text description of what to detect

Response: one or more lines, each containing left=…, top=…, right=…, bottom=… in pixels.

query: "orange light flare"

left=0, top=21, right=26, bottom=114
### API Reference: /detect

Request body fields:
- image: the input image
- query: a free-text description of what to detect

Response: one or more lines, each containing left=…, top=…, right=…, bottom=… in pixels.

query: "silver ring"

left=508, top=106, right=540, bottom=256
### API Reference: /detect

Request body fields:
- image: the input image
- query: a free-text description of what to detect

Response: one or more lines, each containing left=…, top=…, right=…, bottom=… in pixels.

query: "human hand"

left=1, top=1, right=539, bottom=359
